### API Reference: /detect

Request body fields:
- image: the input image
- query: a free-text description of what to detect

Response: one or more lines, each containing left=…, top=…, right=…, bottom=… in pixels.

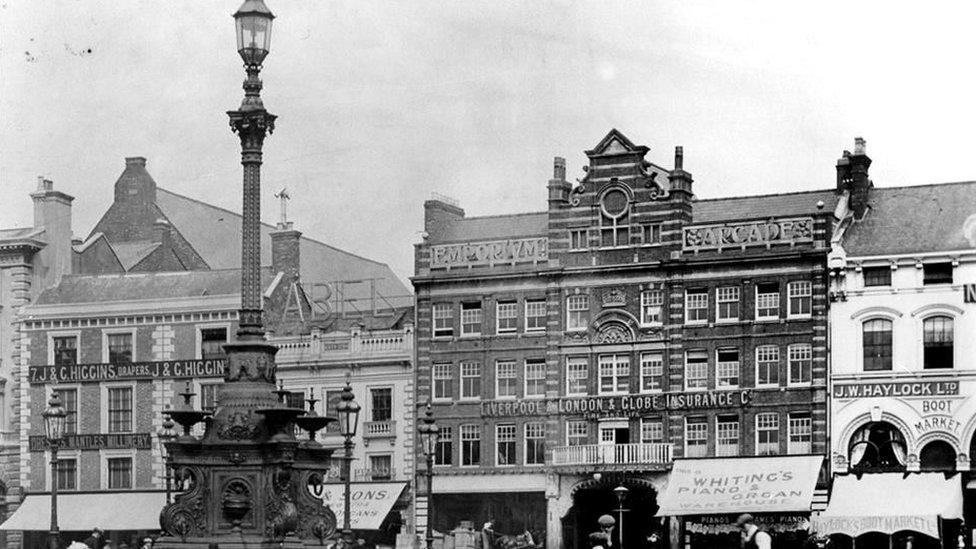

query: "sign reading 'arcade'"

left=683, top=217, right=814, bottom=252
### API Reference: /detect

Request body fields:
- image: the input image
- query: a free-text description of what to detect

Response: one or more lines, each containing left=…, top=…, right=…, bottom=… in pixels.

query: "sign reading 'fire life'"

left=28, top=359, right=225, bottom=384
left=683, top=217, right=814, bottom=251
left=430, top=237, right=548, bottom=268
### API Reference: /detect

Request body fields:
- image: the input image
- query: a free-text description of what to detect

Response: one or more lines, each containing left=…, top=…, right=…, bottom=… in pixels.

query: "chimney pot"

left=854, top=137, right=866, bottom=155
left=125, top=157, right=147, bottom=168
left=674, top=146, right=684, bottom=170
left=553, top=157, right=566, bottom=181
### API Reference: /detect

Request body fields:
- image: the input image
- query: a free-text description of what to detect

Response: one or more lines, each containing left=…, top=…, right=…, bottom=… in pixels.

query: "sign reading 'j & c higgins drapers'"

left=29, top=432, right=152, bottom=452
left=682, top=217, right=814, bottom=252
left=832, top=381, right=960, bottom=399
left=28, top=359, right=225, bottom=384
left=429, top=237, right=548, bottom=268
left=480, top=390, right=751, bottom=418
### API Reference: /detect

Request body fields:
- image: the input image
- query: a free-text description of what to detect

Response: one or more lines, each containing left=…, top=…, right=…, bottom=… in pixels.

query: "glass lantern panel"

left=238, top=15, right=271, bottom=51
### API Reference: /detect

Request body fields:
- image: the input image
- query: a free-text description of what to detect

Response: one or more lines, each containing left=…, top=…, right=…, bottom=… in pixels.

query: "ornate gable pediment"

left=585, top=129, right=647, bottom=157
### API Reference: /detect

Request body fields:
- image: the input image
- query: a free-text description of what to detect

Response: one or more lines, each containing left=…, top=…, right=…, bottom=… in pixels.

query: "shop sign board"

left=832, top=381, right=959, bottom=399
left=810, top=515, right=938, bottom=540
left=480, top=390, right=751, bottom=418
left=28, top=359, right=225, bottom=384
left=682, top=217, right=814, bottom=252
left=685, top=513, right=810, bottom=534
left=29, top=432, right=152, bottom=452
left=308, top=482, right=406, bottom=530
left=430, top=237, right=548, bottom=269
left=964, top=283, right=975, bottom=303
left=656, top=455, right=823, bottom=516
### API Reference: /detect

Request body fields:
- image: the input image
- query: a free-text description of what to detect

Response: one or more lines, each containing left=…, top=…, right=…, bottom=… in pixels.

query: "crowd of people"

left=65, top=528, right=155, bottom=549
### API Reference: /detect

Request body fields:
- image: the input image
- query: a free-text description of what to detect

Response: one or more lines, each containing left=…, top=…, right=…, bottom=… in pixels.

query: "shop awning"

left=308, top=482, right=407, bottom=530
left=810, top=473, right=962, bottom=539
left=656, top=455, right=823, bottom=516
left=0, top=491, right=166, bottom=531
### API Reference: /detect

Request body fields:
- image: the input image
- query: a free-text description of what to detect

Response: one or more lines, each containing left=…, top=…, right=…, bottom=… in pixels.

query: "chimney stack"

left=30, top=177, right=75, bottom=292
left=270, top=221, right=302, bottom=280
left=836, top=138, right=872, bottom=219
left=423, top=195, right=465, bottom=242
left=547, top=156, right=572, bottom=207
left=668, top=146, right=693, bottom=197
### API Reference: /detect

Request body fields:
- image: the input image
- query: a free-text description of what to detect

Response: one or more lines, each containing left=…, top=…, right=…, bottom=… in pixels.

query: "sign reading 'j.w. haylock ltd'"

left=28, top=359, right=225, bottom=384
left=480, top=390, right=751, bottom=418
left=832, top=381, right=960, bottom=399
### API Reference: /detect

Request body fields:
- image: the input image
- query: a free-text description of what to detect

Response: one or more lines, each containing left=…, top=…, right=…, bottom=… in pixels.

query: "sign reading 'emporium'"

left=29, top=432, right=152, bottom=452
left=28, top=359, right=225, bottom=384
left=683, top=217, right=814, bottom=252
left=832, top=381, right=960, bottom=399
left=430, top=237, right=548, bottom=269
left=480, top=390, right=751, bottom=418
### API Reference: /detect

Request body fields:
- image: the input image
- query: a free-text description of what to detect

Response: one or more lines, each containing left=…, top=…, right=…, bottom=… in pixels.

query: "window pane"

left=525, top=360, right=546, bottom=398
left=788, top=344, right=812, bottom=384
left=201, top=328, right=227, bottom=360
left=461, top=303, right=482, bottom=335
left=108, top=457, right=132, bottom=489
left=716, top=417, right=739, bottom=457
left=567, top=358, right=588, bottom=396
left=685, top=290, right=708, bottom=323
left=525, top=423, right=546, bottom=465
left=433, top=304, right=454, bottom=337
left=923, top=316, right=954, bottom=369
left=756, top=413, right=780, bottom=455
left=435, top=426, right=453, bottom=465
left=641, top=290, right=663, bottom=324
left=640, top=353, right=663, bottom=392
left=756, top=283, right=780, bottom=319
left=371, top=388, right=392, bottom=421
left=685, top=418, right=707, bottom=457
left=108, top=387, right=133, bottom=433
left=863, top=319, right=893, bottom=371
left=567, top=421, right=588, bottom=446
left=716, top=286, right=740, bottom=321
left=496, top=302, right=518, bottom=334
left=788, top=414, right=812, bottom=454
left=56, top=458, right=77, bottom=490
left=641, top=420, right=663, bottom=444
left=108, top=333, right=133, bottom=364
left=433, top=363, right=454, bottom=400
left=863, top=266, right=891, bottom=287
left=460, top=362, right=482, bottom=399
left=461, top=424, right=481, bottom=466
left=496, top=424, right=516, bottom=466
left=496, top=361, right=518, bottom=398
left=567, top=295, right=589, bottom=330
left=756, top=346, right=780, bottom=386
left=716, top=349, right=739, bottom=388
left=525, top=300, right=547, bottom=332
left=368, top=455, right=393, bottom=480
left=55, top=389, right=78, bottom=435
left=53, top=336, right=78, bottom=366
left=685, top=350, right=708, bottom=390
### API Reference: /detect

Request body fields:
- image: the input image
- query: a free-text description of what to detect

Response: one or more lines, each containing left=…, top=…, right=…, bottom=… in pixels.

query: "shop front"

left=310, top=481, right=409, bottom=546
left=810, top=473, right=963, bottom=549
left=656, top=455, right=824, bottom=549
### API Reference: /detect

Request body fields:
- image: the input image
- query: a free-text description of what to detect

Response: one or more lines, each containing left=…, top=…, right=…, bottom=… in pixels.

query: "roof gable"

left=585, top=128, right=649, bottom=158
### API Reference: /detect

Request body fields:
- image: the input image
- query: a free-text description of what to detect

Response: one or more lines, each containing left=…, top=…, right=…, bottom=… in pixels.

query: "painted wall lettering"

left=480, top=390, right=751, bottom=418
left=964, top=283, right=976, bottom=303
left=28, top=359, right=225, bottom=384
left=832, top=381, right=959, bottom=399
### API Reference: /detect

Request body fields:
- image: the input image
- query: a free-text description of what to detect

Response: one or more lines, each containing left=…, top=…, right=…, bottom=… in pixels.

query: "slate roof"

left=33, top=268, right=274, bottom=305
left=154, top=188, right=409, bottom=303
left=436, top=212, right=548, bottom=242
left=112, top=241, right=161, bottom=270
left=842, top=181, right=976, bottom=256
left=692, top=189, right=839, bottom=224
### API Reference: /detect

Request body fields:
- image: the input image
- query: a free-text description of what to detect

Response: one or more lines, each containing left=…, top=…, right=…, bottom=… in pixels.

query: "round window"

left=601, top=188, right=629, bottom=218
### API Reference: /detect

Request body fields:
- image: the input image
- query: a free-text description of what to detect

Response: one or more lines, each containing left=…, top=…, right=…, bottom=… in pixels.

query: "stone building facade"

left=412, top=130, right=835, bottom=549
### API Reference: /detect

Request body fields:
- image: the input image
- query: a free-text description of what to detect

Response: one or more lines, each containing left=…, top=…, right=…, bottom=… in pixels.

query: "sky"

left=3, top=2, right=976, bottom=284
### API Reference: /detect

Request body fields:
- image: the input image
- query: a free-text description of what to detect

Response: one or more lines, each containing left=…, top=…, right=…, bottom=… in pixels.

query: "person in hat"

left=736, top=514, right=771, bottom=549
left=83, top=528, right=106, bottom=549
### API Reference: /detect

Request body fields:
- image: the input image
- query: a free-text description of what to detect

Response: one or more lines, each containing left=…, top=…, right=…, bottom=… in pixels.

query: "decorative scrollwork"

left=569, top=184, right=586, bottom=206
left=296, top=470, right=338, bottom=542
left=266, top=468, right=300, bottom=540
left=160, top=466, right=207, bottom=539
left=218, top=411, right=257, bottom=440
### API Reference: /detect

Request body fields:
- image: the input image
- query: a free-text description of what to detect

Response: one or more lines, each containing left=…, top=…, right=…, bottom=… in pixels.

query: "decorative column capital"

left=228, top=109, right=277, bottom=152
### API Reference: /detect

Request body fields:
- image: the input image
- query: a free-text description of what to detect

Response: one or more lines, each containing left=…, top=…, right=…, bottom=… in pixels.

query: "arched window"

left=923, top=316, right=953, bottom=369
left=848, top=422, right=907, bottom=472
left=862, top=319, right=892, bottom=371
left=919, top=440, right=957, bottom=472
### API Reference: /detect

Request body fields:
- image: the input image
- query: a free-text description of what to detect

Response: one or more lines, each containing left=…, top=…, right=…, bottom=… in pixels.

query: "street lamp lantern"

left=336, top=381, right=361, bottom=438
left=614, top=486, right=629, bottom=549
left=418, top=402, right=440, bottom=549
left=233, top=0, right=275, bottom=66
left=42, top=391, right=66, bottom=549
left=336, top=379, right=360, bottom=546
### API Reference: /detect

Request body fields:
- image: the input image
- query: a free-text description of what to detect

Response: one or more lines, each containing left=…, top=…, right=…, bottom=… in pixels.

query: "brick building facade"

left=412, top=130, right=834, bottom=549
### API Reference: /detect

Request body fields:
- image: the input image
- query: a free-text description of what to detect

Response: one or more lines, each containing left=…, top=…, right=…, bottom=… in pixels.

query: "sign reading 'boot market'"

left=430, top=237, right=548, bottom=268
left=683, top=217, right=814, bottom=252
left=28, top=359, right=225, bottom=384
left=480, top=390, right=752, bottom=418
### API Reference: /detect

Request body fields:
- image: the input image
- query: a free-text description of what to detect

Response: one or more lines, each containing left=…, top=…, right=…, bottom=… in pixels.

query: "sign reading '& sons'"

left=683, top=217, right=814, bottom=251
left=29, top=359, right=225, bottom=384
left=430, top=237, right=548, bottom=268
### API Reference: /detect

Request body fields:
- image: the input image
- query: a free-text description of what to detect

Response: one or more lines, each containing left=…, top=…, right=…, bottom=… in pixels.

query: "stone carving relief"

left=266, top=469, right=300, bottom=540
left=601, top=288, right=626, bottom=308
left=594, top=323, right=632, bottom=344
left=218, top=411, right=257, bottom=441
left=160, top=466, right=208, bottom=540
left=226, top=351, right=276, bottom=383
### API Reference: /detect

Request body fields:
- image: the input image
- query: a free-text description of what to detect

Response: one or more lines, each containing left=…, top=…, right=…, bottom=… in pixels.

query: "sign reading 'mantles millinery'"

left=430, top=237, right=547, bottom=268
left=683, top=217, right=814, bottom=251
left=28, top=359, right=225, bottom=384
left=29, top=432, right=153, bottom=452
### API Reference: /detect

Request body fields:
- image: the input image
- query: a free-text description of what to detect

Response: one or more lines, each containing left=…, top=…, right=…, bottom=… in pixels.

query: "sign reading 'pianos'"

left=683, top=217, right=814, bottom=252
left=28, top=359, right=225, bottom=384
left=430, top=237, right=547, bottom=268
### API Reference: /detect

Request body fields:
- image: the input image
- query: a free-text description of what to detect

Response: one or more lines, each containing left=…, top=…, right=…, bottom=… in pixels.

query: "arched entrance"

left=562, top=477, right=661, bottom=549
left=919, top=440, right=956, bottom=472
left=848, top=421, right=907, bottom=472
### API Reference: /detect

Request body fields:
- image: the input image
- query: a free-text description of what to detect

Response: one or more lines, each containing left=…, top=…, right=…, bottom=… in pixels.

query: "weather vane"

left=274, top=187, right=291, bottom=225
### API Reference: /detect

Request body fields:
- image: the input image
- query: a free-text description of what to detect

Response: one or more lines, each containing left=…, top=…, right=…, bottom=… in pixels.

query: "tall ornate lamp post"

left=335, top=380, right=361, bottom=546
left=613, top=486, right=629, bottom=549
left=417, top=402, right=440, bottom=549
left=42, top=392, right=66, bottom=549
left=229, top=0, right=276, bottom=340
left=157, top=415, right=177, bottom=504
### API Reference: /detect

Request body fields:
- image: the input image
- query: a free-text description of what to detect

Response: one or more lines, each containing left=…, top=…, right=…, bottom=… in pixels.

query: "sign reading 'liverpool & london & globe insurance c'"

left=28, top=359, right=225, bottom=384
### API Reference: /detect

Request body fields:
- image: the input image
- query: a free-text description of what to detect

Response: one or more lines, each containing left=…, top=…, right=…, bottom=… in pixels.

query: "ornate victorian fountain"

left=154, top=2, right=338, bottom=547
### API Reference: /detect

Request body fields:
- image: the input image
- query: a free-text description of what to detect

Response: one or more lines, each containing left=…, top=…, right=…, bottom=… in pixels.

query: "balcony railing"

left=363, top=420, right=396, bottom=439
left=551, top=443, right=672, bottom=467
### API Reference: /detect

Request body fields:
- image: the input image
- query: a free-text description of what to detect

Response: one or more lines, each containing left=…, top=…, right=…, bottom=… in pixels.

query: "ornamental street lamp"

left=417, top=402, right=440, bottom=549
left=335, top=380, right=361, bottom=546
left=229, top=0, right=277, bottom=339
left=157, top=414, right=177, bottom=504
left=42, top=392, right=66, bottom=549
left=614, top=486, right=629, bottom=549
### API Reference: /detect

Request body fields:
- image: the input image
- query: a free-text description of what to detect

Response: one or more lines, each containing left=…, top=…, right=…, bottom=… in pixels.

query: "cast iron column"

left=342, top=436, right=354, bottom=545
left=229, top=63, right=276, bottom=340
left=424, top=451, right=434, bottom=549
left=48, top=445, right=59, bottom=549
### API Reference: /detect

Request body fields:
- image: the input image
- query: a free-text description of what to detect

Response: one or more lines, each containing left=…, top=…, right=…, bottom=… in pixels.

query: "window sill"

left=716, top=385, right=740, bottom=390
left=684, top=387, right=708, bottom=392
left=458, top=397, right=481, bottom=402
left=684, top=320, right=708, bottom=326
left=524, top=395, right=546, bottom=400
left=459, top=334, right=482, bottom=339
left=495, top=331, right=518, bottom=337
left=715, top=318, right=740, bottom=324
left=787, top=314, right=813, bottom=320
left=639, top=323, right=664, bottom=329
left=755, top=317, right=781, bottom=323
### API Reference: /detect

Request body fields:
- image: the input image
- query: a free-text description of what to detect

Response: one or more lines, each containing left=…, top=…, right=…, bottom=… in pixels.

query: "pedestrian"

left=736, top=514, right=771, bottom=549
left=83, top=527, right=106, bottom=549
left=141, top=537, right=154, bottom=549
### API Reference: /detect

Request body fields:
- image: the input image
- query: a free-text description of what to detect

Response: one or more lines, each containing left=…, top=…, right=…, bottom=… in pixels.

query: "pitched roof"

left=33, top=268, right=271, bottom=305
left=435, top=212, right=548, bottom=243
left=842, top=181, right=976, bottom=256
left=152, top=188, right=410, bottom=302
left=112, top=241, right=161, bottom=270
left=691, top=189, right=839, bottom=224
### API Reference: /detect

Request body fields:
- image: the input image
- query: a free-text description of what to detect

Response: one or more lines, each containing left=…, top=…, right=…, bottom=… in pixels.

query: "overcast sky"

left=3, top=2, right=976, bottom=283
